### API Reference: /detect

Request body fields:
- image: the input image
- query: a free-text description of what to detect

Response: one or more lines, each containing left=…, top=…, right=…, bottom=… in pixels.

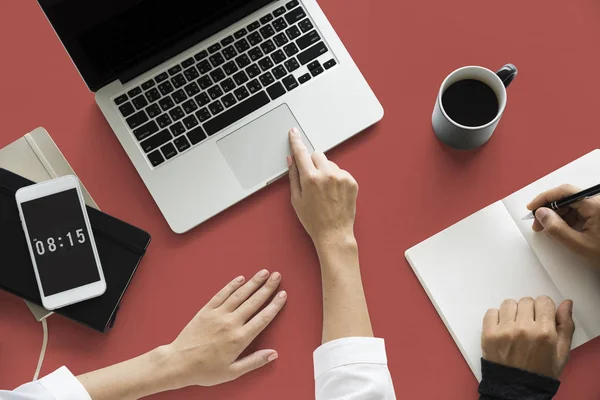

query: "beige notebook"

left=405, top=149, right=600, bottom=381
left=0, top=127, right=99, bottom=321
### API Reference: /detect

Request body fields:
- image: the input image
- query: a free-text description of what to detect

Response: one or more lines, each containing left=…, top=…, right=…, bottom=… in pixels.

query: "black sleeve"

left=478, top=358, right=560, bottom=400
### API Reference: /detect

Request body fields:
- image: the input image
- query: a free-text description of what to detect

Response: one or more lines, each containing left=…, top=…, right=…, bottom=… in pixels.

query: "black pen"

left=522, top=183, right=600, bottom=220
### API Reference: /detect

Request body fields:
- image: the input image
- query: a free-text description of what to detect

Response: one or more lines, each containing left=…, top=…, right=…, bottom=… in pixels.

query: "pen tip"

left=522, top=212, right=535, bottom=220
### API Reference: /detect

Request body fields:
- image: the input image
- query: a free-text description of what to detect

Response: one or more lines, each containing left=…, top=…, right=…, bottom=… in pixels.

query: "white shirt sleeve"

left=314, top=337, right=396, bottom=400
left=0, top=367, right=92, bottom=400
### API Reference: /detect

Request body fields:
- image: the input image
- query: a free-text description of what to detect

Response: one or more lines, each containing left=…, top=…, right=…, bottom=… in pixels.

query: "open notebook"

left=405, top=149, right=600, bottom=381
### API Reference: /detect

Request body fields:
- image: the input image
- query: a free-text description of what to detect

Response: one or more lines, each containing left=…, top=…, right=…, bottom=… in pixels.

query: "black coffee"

left=442, top=79, right=499, bottom=127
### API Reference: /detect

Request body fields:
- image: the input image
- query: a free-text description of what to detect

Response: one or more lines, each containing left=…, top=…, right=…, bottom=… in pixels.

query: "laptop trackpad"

left=217, top=104, right=314, bottom=189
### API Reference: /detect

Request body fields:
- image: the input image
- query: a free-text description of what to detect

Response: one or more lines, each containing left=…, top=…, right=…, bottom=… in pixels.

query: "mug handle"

left=496, top=64, right=518, bottom=88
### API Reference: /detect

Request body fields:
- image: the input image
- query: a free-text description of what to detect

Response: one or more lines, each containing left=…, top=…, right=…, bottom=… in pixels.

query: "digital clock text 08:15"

left=33, top=229, right=86, bottom=256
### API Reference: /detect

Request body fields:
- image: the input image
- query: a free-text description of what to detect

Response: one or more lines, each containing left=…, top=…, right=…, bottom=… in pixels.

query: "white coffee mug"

left=432, top=64, right=517, bottom=150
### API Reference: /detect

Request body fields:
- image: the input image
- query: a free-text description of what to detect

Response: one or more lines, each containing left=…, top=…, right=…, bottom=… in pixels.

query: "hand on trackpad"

left=217, top=104, right=314, bottom=189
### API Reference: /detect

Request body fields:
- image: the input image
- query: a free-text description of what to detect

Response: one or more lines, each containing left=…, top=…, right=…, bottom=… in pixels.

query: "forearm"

left=78, top=346, right=179, bottom=400
left=316, top=237, right=373, bottom=344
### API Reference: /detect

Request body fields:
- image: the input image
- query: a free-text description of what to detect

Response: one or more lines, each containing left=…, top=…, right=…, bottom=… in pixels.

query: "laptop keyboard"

left=113, top=0, right=337, bottom=168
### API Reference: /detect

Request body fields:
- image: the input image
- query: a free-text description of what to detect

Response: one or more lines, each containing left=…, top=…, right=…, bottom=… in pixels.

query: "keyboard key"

left=285, top=7, right=306, bottom=24
left=311, top=65, right=324, bottom=77
left=298, top=18, right=314, bottom=32
left=119, top=102, right=135, bottom=118
left=182, top=99, right=198, bottom=114
left=247, top=79, right=262, bottom=94
left=260, top=14, right=274, bottom=24
left=172, top=89, right=187, bottom=104
left=272, top=65, right=287, bottom=79
left=324, top=59, right=337, bottom=69
left=271, top=50, right=287, bottom=65
left=197, top=60, right=213, bottom=75
left=260, top=25, right=276, bottom=39
left=140, top=129, right=171, bottom=153
left=298, top=73, right=311, bottom=84
left=159, top=97, right=175, bottom=111
left=114, top=94, right=128, bottom=105
left=133, top=120, right=159, bottom=141
left=156, top=114, right=173, bottom=128
left=222, top=93, right=237, bottom=108
left=195, top=107, right=211, bottom=122
left=297, top=41, right=328, bottom=65
left=282, top=75, right=299, bottom=91
left=174, top=136, right=191, bottom=152
left=248, top=47, right=263, bottom=62
left=234, top=38, right=250, bottom=53
left=148, top=150, right=164, bottom=167
left=248, top=32, right=263, bottom=46
left=234, top=86, right=250, bottom=101
left=297, top=30, right=320, bottom=50
left=210, top=67, right=226, bottom=83
left=183, top=114, right=199, bottom=129
left=128, top=87, right=142, bottom=97
left=307, top=60, right=321, bottom=71
left=273, top=18, right=288, bottom=32
left=161, top=142, right=178, bottom=159
left=273, top=33, right=289, bottom=47
left=184, top=82, right=201, bottom=97
left=203, top=91, right=270, bottom=136
left=158, top=81, right=174, bottom=95
left=258, top=57, right=274, bottom=72
left=246, top=64, right=261, bottom=78
left=184, top=66, right=200, bottom=81
left=208, top=85, right=224, bottom=100
left=284, top=58, right=300, bottom=72
left=233, top=71, right=249, bottom=85
left=273, top=6, right=286, bottom=16
left=247, top=21, right=260, bottom=32
left=221, top=78, right=236, bottom=93
left=222, top=46, right=237, bottom=60
left=283, top=42, right=299, bottom=57
left=187, top=126, right=207, bottom=144
left=194, top=50, right=208, bottom=61
left=195, top=93, right=210, bottom=107
left=266, top=82, right=286, bottom=100
left=235, top=54, right=251, bottom=69
left=126, top=110, right=148, bottom=129
left=209, top=100, right=224, bottom=115
left=286, top=0, right=299, bottom=10
left=146, top=103, right=161, bottom=118
left=171, top=74, right=187, bottom=88
left=234, top=28, right=248, bottom=39
left=208, top=43, right=222, bottom=53
left=169, top=106, right=185, bottom=121
left=286, top=26, right=301, bottom=40
left=197, top=75, right=213, bottom=90
left=145, top=88, right=161, bottom=103
left=182, top=58, right=195, bottom=68
left=259, top=72, right=275, bottom=86
left=142, top=80, right=155, bottom=90
left=168, top=65, right=182, bottom=75
left=221, top=36, right=234, bottom=46
left=260, top=39, right=276, bottom=54
left=155, top=72, right=169, bottom=83
left=132, top=95, right=148, bottom=110
left=223, top=61, right=238, bottom=75
left=171, top=122, right=186, bottom=136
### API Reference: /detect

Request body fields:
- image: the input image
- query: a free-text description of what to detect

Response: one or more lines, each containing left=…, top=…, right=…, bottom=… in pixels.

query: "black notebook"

left=0, top=168, right=151, bottom=332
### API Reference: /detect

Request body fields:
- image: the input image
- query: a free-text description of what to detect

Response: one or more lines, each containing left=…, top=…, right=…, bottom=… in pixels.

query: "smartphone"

left=15, top=175, right=106, bottom=310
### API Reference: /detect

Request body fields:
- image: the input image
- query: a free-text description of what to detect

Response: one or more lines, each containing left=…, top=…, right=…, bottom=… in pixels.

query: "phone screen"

left=20, top=188, right=100, bottom=296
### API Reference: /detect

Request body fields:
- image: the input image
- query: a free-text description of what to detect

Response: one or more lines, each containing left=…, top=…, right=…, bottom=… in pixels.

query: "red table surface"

left=2, top=0, right=600, bottom=398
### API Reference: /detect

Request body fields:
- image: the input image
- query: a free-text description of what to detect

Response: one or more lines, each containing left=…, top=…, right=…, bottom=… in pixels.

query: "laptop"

left=37, top=0, right=383, bottom=234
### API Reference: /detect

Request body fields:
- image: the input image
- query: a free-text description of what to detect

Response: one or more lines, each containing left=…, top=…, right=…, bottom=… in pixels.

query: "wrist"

left=314, top=233, right=358, bottom=255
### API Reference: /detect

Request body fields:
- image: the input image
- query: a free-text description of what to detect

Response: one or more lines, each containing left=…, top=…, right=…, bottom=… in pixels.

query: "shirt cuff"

left=39, top=366, right=92, bottom=400
left=313, top=337, right=388, bottom=380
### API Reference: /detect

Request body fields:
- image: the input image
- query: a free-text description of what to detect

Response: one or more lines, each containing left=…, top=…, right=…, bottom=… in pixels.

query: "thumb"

left=288, top=156, right=301, bottom=200
left=230, top=350, right=278, bottom=378
left=536, top=208, right=588, bottom=253
left=556, top=300, right=575, bottom=363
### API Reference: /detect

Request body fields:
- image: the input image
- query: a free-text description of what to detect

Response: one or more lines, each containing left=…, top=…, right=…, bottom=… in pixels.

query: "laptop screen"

left=38, top=0, right=275, bottom=92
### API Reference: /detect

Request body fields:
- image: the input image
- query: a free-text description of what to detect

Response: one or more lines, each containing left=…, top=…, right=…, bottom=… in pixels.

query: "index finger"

left=288, top=128, right=315, bottom=174
left=527, top=184, right=582, bottom=211
left=535, top=296, right=557, bottom=324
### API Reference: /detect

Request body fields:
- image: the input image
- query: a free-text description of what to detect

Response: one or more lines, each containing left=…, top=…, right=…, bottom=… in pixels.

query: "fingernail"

left=291, top=127, right=299, bottom=136
left=235, top=276, right=245, bottom=283
left=279, top=291, right=287, bottom=299
left=271, top=272, right=281, bottom=281
left=287, top=156, right=293, bottom=167
left=259, top=269, right=269, bottom=278
left=267, top=352, right=278, bottom=362
left=568, top=300, right=574, bottom=314
left=535, top=208, right=549, bottom=223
